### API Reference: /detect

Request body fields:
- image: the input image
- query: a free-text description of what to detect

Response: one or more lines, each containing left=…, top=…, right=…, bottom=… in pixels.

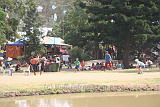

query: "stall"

left=6, top=37, right=71, bottom=58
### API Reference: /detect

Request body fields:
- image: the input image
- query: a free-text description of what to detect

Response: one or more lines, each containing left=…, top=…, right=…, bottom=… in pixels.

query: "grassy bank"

left=0, top=68, right=160, bottom=98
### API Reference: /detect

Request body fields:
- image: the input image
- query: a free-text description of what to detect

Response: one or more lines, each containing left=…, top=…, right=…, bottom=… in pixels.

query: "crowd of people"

left=0, top=52, right=160, bottom=75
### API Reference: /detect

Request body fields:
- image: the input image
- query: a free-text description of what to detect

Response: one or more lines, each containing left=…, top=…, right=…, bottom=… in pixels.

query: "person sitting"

left=113, top=62, right=118, bottom=70
left=95, top=62, right=100, bottom=70
left=15, top=61, right=22, bottom=72
left=100, top=62, right=105, bottom=71
left=91, top=63, right=96, bottom=70
left=129, top=64, right=134, bottom=68
left=21, top=61, right=29, bottom=67
left=117, top=62, right=123, bottom=70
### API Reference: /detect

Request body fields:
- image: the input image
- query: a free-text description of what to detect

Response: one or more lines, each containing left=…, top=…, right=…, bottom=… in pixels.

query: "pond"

left=0, top=92, right=160, bottom=107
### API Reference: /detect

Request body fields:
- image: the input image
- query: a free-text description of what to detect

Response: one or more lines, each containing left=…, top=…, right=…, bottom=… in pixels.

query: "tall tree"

left=53, top=0, right=99, bottom=59
left=0, top=8, right=6, bottom=44
left=0, top=0, right=26, bottom=43
left=81, top=0, right=160, bottom=68
left=23, top=0, right=46, bottom=58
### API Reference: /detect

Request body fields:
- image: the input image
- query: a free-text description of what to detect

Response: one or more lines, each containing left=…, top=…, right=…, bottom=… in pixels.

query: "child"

left=117, top=62, right=123, bottom=70
left=135, top=59, right=145, bottom=74
left=146, top=59, right=153, bottom=69
left=75, top=58, right=80, bottom=72
left=113, top=62, right=118, bottom=70
left=81, top=60, right=85, bottom=71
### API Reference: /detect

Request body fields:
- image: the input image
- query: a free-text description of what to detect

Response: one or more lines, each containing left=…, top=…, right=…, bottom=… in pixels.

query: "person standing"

left=30, top=56, right=39, bottom=75
left=105, top=51, right=112, bottom=70
left=39, top=57, right=46, bottom=75
left=5, top=57, right=13, bottom=76
left=146, top=59, right=153, bottom=69
left=0, top=57, right=4, bottom=72
left=81, top=60, right=85, bottom=71
left=135, top=59, right=145, bottom=74
left=75, top=58, right=80, bottom=73
left=68, top=56, right=72, bottom=69
left=157, top=56, right=160, bottom=71
left=56, top=56, right=61, bottom=72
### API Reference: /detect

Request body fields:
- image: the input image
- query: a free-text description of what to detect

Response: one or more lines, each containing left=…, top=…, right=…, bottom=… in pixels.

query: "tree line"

left=0, top=0, right=160, bottom=67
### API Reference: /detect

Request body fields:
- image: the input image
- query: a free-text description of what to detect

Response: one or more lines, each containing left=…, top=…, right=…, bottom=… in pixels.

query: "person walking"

left=75, top=58, right=80, bottom=73
left=105, top=51, right=113, bottom=70
left=135, top=59, right=145, bottom=74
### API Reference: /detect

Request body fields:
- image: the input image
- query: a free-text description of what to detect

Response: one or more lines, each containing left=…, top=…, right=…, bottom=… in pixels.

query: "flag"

left=52, top=5, right=57, bottom=10
left=36, top=6, right=44, bottom=12
left=53, top=13, right=57, bottom=22
left=62, top=8, right=67, bottom=15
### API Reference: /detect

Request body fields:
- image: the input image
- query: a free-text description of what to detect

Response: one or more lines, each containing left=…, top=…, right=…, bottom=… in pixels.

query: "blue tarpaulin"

left=6, top=40, right=25, bottom=46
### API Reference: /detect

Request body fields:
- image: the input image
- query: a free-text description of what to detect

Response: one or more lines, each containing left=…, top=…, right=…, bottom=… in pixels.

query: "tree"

left=81, top=0, right=160, bottom=68
left=22, top=0, right=46, bottom=58
left=69, top=46, right=89, bottom=61
left=0, top=8, right=6, bottom=44
left=0, top=0, right=27, bottom=44
left=53, top=0, right=98, bottom=59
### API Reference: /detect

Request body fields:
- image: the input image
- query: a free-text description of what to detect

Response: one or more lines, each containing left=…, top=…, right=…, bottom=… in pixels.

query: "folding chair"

left=3, top=68, right=13, bottom=76
left=24, top=65, right=30, bottom=76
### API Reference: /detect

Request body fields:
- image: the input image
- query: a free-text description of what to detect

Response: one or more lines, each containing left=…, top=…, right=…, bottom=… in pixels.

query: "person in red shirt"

left=81, top=60, right=85, bottom=71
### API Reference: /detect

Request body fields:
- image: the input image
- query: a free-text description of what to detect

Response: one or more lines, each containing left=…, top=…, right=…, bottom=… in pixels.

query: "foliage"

left=0, top=8, right=6, bottom=44
left=80, top=0, right=160, bottom=68
left=0, top=0, right=27, bottom=44
left=69, top=46, right=89, bottom=61
left=17, top=55, right=24, bottom=63
left=22, top=0, right=47, bottom=58
left=53, top=0, right=97, bottom=59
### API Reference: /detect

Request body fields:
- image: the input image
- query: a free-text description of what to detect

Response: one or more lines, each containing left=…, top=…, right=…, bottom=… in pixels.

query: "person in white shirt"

left=146, top=59, right=153, bottom=69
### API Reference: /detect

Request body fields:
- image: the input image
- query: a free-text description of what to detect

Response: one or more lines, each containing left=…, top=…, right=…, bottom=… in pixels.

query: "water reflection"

left=0, top=92, right=160, bottom=107
left=14, top=98, right=72, bottom=107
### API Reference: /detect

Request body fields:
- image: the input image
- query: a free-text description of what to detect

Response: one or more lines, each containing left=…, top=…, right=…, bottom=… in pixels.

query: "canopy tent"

left=6, top=37, right=69, bottom=46
left=6, top=37, right=70, bottom=58
left=42, top=37, right=69, bottom=46
left=7, top=40, right=25, bottom=46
